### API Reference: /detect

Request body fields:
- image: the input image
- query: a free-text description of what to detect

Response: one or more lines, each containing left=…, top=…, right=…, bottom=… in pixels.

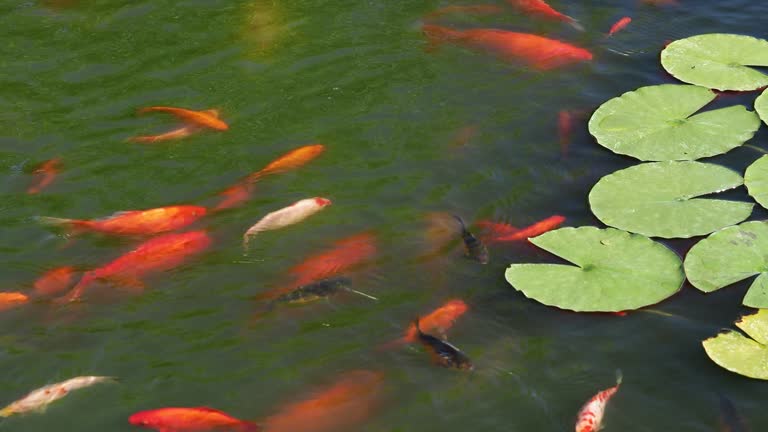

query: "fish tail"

left=54, top=273, right=93, bottom=304
left=422, top=24, right=461, bottom=51
left=567, top=18, right=585, bottom=32
left=451, top=214, right=468, bottom=232
left=0, top=406, right=14, bottom=418
left=126, top=135, right=158, bottom=143
left=413, top=317, right=424, bottom=336
left=237, top=420, right=261, bottom=432
left=35, top=216, right=90, bottom=235
left=615, top=369, right=623, bottom=387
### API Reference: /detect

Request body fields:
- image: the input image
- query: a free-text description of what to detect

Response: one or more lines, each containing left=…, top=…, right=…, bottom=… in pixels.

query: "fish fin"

left=238, top=420, right=261, bottom=432
left=413, top=317, right=424, bottom=336
left=568, top=18, right=585, bottom=32
left=35, top=216, right=90, bottom=235
left=202, top=109, right=220, bottom=118
left=615, top=369, right=623, bottom=387
left=0, top=407, right=14, bottom=418
left=192, top=406, right=230, bottom=414
left=107, top=275, right=145, bottom=293
left=422, top=24, right=461, bottom=52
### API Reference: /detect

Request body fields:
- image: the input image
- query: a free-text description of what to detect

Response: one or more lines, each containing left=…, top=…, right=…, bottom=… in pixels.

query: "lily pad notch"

left=703, top=309, right=768, bottom=380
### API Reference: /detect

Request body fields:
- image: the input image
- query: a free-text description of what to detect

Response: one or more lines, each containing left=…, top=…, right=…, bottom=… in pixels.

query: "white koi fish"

left=243, top=197, right=331, bottom=247
left=575, top=371, right=622, bottom=432
left=0, top=376, right=117, bottom=417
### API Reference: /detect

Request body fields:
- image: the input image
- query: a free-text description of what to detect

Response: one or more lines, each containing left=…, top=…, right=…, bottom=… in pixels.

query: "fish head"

left=314, top=197, right=332, bottom=207
left=444, top=299, right=469, bottom=318
left=128, top=411, right=157, bottom=428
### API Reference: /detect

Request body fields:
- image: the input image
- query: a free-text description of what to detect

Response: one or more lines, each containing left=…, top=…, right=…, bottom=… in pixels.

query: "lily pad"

left=588, top=84, right=760, bottom=161
left=505, top=226, right=684, bottom=312
left=744, top=155, right=768, bottom=210
left=661, top=34, right=768, bottom=91
left=684, top=221, right=768, bottom=308
left=754, top=87, right=768, bottom=127
left=589, top=162, right=753, bottom=238
left=703, top=309, right=768, bottom=380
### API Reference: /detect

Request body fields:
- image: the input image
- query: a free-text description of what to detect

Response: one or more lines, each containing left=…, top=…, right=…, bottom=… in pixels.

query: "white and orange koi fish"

left=243, top=197, right=331, bottom=247
left=0, top=376, right=117, bottom=417
left=575, top=371, right=622, bottom=432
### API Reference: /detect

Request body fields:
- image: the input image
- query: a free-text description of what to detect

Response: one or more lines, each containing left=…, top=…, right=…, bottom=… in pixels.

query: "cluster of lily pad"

left=505, top=33, right=768, bottom=380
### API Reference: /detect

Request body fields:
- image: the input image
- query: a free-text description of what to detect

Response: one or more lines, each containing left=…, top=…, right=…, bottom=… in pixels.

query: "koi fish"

left=450, top=125, right=478, bottom=150
left=56, top=230, right=212, bottom=303
left=260, top=370, right=383, bottom=432
left=37, top=205, right=207, bottom=237
left=414, top=318, right=473, bottom=370
left=27, top=158, right=62, bottom=194
left=453, top=215, right=489, bottom=264
left=214, top=182, right=254, bottom=211
left=128, top=125, right=198, bottom=144
left=718, top=393, right=750, bottom=432
left=575, top=371, right=622, bottom=432
left=507, top=0, right=583, bottom=30
left=243, top=198, right=331, bottom=246
left=423, top=25, right=593, bottom=71
left=129, top=407, right=259, bottom=432
left=33, top=266, right=77, bottom=297
left=608, top=17, right=632, bottom=36
left=0, top=376, right=116, bottom=417
left=476, top=220, right=519, bottom=242
left=380, top=299, right=469, bottom=349
left=0, top=292, right=29, bottom=312
left=138, top=106, right=229, bottom=131
left=559, top=110, right=574, bottom=157
left=492, top=215, right=566, bottom=242
left=424, top=4, right=504, bottom=21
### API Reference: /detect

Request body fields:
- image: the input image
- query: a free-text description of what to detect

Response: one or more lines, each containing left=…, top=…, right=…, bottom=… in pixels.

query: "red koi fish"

left=27, top=158, right=62, bottom=194
left=491, top=215, right=566, bottom=242
left=0, top=292, right=29, bottom=312
left=213, top=144, right=326, bottom=211
left=56, top=230, right=212, bottom=303
left=507, top=0, right=583, bottom=30
left=256, top=232, right=377, bottom=302
left=424, top=4, right=504, bottom=21
left=260, top=370, right=383, bottom=432
left=34, top=266, right=77, bottom=297
left=38, top=205, right=207, bottom=237
left=129, top=407, right=259, bottom=432
left=423, top=25, right=593, bottom=70
left=575, top=371, right=622, bottom=432
left=608, top=17, right=632, bottom=36
left=559, top=110, right=574, bottom=158
left=138, top=106, right=228, bottom=131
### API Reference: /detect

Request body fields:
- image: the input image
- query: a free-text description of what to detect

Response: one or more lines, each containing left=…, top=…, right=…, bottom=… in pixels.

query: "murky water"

left=3, top=0, right=768, bottom=430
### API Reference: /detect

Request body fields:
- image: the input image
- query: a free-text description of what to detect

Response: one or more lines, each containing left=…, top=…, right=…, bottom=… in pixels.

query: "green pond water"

left=2, top=0, right=768, bottom=430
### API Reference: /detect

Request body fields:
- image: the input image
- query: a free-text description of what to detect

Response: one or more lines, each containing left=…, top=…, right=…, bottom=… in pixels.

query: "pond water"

left=2, top=0, right=768, bottom=431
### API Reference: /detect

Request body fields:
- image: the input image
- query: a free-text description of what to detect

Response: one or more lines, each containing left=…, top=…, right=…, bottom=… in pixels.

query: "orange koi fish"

left=214, top=182, right=254, bottom=211
left=492, top=215, right=566, bottom=242
left=404, top=299, right=469, bottom=343
left=0, top=292, right=29, bottom=312
left=608, top=17, right=632, bottom=36
left=128, top=125, right=198, bottom=144
left=423, top=24, right=593, bottom=70
left=424, top=4, right=504, bottom=21
left=260, top=370, right=383, bottom=432
left=27, top=158, right=61, bottom=194
left=138, top=106, right=229, bottom=131
left=57, top=230, right=212, bottom=303
left=129, top=407, right=259, bottom=432
left=33, top=266, right=77, bottom=297
left=1, top=376, right=116, bottom=417
left=37, top=205, right=207, bottom=237
left=575, top=371, right=622, bottom=432
left=507, top=0, right=583, bottom=30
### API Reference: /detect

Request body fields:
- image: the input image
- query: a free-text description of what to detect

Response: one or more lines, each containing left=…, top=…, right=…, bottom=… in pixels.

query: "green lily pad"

left=505, top=226, right=684, bottom=312
left=684, top=221, right=768, bottom=308
left=754, top=87, right=768, bottom=127
left=589, top=162, right=753, bottom=238
left=661, top=34, right=768, bottom=91
left=703, top=309, right=768, bottom=380
left=588, top=84, right=759, bottom=161
left=744, top=155, right=768, bottom=210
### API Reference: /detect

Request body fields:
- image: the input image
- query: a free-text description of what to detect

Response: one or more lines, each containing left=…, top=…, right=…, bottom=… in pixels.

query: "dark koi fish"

left=453, top=215, right=489, bottom=264
left=718, top=393, right=750, bottom=432
left=414, top=318, right=473, bottom=370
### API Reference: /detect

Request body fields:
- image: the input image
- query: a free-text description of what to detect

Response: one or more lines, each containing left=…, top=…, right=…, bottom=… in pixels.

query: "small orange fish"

left=27, top=158, right=62, bottom=194
left=450, top=125, right=478, bottom=150
left=33, top=266, right=77, bottom=297
left=423, top=25, right=593, bottom=70
left=56, top=230, right=212, bottom=303
left=138, top=106, right=229, bottom=131
left=575, top=371, right=622, bottom=432
left=129, top=407, right=259, bottom=432
left=424, top=4, right=504, bottom=21
left=608, top=17, right=632, bottom=36
left=37, top=205, right=207, bottom=237
left=213, top=182, right=254, bottom=211
left=493, top=215, right=566, bottom=242
left=507, top=0, right=583, bottom=30
left=403, top=299, right=469, bottom=343
left=246, top=144, right=326, bottom=182
left=259, top=370, right=383, bottom=432
left=128, top=125, right=198, bottom=144
left=0, top=292, right=29, bottom=312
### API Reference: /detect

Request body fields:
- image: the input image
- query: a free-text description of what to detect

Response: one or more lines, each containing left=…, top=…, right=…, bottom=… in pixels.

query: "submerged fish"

left=129, top=109, right=221, bottom=143
left=507, top=0, right=583, bottom=30
left=492, top=215, right=566, bottom=242
left=56, top=230, right=212, bottom=303
left=33, top=266, right=77, bottom=297
left=423, top=24, right=593, bottom=71
left=259, top=370, right=383, bottom=432
left=269, top=277, right=376, bottom=306
left=243, top=198, right=332, bottom=246
left=37, top=205, right=207, bottom=237
left=27, top=158, right=62, bottom=194
left=414, top=317, right=473, bottom=370
left=608, top=17, right=632, bottom=36
left=424, top=4, right=504, bottom=21
left=129, top=407, right=259, bottom=432
left=453, top=215, right=489, bottom=264
left=718, top=393, right=750, bottom=432
left=138, top=106, right=229, bottom=131
left=404, top=299, right=469, bottom=343
left=0, top=292, right=29, bottom=312
left=575, top=371, right=622, bottom=432
left=0, top=376, right=116, bottom=417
